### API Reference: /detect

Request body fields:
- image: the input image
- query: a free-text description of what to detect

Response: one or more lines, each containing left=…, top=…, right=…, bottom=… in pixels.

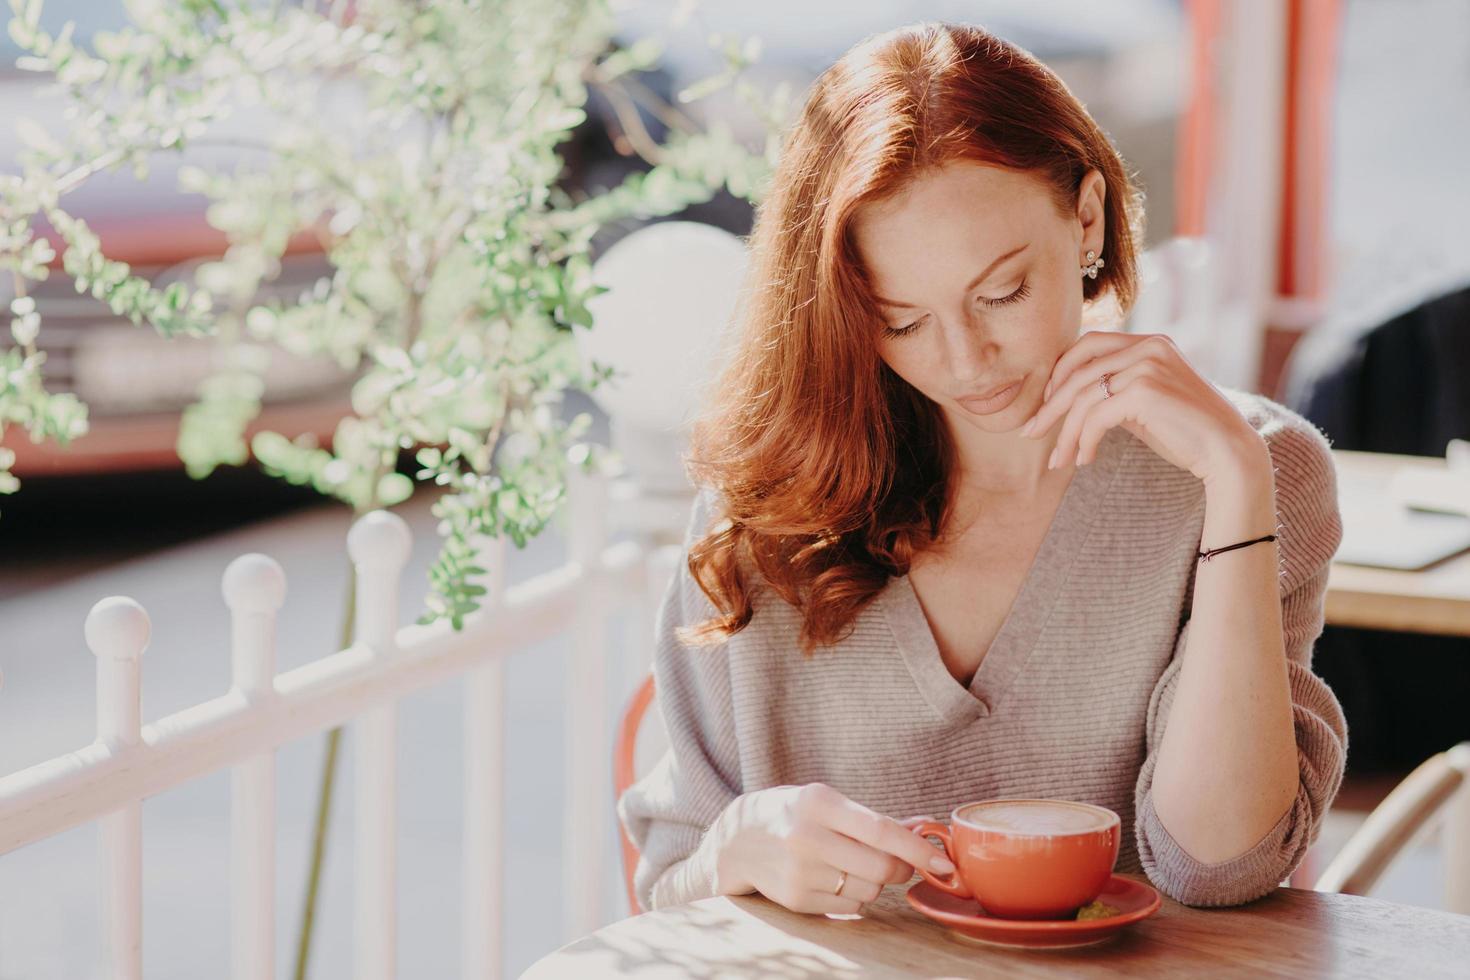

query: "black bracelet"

left=1197, top=533, right=1277, bottom=564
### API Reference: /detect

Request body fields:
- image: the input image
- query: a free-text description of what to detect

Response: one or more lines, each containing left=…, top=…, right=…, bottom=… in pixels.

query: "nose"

left=941, top=316, right=996, bottom=384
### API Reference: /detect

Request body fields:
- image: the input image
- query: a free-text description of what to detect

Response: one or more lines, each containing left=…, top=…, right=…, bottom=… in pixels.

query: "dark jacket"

left=1283, top=278, right=1470, bottom=456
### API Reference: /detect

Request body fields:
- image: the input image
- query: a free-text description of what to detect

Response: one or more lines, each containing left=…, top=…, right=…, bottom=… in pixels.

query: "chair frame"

left=614, top=673, right=658, bottom=914
left=1313, top=741, right=1470, bottom=901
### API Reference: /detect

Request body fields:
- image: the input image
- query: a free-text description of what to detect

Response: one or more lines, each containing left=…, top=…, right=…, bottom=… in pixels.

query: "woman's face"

left=851, top=160, right=1106, bottom=435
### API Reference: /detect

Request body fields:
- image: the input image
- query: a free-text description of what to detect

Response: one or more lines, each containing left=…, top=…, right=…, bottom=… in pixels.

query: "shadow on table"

left=542, top=898, right=866, bottom=978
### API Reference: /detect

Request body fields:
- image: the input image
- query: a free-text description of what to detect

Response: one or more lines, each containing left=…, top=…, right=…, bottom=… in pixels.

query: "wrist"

left=710, top=793, right=757, bottom=896
left=1202, top=429, right=1274, bottom=497
left=1198, top=434, right=1273, bottom=539
left=1200, top=463, right=1277, bottom=557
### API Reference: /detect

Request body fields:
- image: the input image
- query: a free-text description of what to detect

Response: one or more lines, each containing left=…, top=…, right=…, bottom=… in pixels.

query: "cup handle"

left=910, top=821, right=973, bottom=899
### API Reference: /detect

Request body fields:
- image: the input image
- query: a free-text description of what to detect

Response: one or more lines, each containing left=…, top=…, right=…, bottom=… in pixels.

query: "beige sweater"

left=617, top=389, right=1348, bottom=912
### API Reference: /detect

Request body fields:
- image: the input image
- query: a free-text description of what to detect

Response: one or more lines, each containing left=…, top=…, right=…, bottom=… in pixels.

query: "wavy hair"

left=677, top=21, right=1146, bottom=655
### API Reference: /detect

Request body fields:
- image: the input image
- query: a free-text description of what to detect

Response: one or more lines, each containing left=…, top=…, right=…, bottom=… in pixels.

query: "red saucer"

left=905, top=874, right=1161, bottom=950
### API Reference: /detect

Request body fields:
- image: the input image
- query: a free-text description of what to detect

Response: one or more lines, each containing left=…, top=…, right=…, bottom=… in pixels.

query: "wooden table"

left=523, top=873, right=1470, bottom=979
left=1327, top=449, right=1470, bottom=636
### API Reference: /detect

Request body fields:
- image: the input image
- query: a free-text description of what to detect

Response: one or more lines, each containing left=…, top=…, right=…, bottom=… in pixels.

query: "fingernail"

left=931, top=855, right=956, bottom=874
left=1019, top=417, right=1036, bottom=437
left=1044, top=381, right=1053, bottom=400
left=1047, top=448, right=1057, bottom=470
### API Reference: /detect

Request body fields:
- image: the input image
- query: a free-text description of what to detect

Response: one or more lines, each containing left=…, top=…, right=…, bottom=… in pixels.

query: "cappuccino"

left=961, top=800, right=1113, bottom=835
left=911, top=797, right=1122, bottom=918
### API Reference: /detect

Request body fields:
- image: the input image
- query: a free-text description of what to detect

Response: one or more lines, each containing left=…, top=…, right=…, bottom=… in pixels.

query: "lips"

left=954, top=378, right=1024, bottom=417
left=961, top=380, right=1019, bottom=401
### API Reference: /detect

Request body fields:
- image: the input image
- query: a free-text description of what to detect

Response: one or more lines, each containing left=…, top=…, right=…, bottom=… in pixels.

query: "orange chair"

left=614, top=673, right=658, bottom=914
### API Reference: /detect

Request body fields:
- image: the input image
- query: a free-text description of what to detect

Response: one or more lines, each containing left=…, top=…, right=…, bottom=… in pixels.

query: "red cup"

left=910, top=799, right=1120, bottom=920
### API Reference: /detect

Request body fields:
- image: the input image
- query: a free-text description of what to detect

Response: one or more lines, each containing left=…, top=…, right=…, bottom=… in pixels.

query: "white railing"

left=0, top=467, right=677, bottom=979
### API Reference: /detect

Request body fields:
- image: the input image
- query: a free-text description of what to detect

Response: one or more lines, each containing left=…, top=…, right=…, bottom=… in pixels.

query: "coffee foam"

left=960, top=801, right=1113, bottom=835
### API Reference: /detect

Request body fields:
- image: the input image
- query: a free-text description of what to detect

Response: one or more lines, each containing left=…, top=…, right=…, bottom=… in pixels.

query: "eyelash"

left=882, top=278, right=1031, bottom=339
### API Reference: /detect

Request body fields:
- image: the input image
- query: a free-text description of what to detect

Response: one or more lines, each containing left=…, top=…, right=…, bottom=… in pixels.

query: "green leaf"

left=376, top=472, right=414, bottom=506
left=544, top=107, right=586, bottom=131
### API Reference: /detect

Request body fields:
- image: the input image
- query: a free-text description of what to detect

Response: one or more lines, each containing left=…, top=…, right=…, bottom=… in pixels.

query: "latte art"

left=961, top=801, right=1112, bottom=835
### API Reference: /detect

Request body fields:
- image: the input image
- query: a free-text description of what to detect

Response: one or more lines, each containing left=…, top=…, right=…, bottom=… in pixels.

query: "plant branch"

left=588, top=74, right=668, bottom=165
left=292, top=557, right=355, bottom=980
left=603, top=71, right=702, bottom=136
left=53, top=147, right=129, bottom=197
left=294, top=467, right=385, bottom=980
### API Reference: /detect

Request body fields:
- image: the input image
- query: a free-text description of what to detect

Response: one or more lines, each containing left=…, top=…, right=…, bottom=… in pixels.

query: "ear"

left=1075, top=168, right=1107, bottom=257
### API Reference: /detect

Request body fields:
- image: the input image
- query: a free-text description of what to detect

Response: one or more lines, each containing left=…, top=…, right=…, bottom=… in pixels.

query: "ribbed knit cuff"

left=1136, top=787, right=1295, bottom=907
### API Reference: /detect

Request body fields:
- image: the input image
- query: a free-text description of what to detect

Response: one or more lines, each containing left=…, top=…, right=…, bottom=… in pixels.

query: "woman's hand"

left=1018, top=331, right=1268, bottom=486
left=712, top=783, right=956, bottom=914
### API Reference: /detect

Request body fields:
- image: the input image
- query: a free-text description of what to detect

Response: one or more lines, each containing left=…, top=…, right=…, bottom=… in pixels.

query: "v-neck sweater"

left=617, top=388, right=1348, bottom=913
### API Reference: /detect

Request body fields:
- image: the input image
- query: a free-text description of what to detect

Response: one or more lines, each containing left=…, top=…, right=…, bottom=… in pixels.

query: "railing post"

left=564, top=465, right=610, bottom=938
left=462, top=533, right=507, bottom=980
left=85, top=596, right=150, bottom=980
left=347, top=510, right=412, bottom=980
left=222, top=554, right=287, bottom=980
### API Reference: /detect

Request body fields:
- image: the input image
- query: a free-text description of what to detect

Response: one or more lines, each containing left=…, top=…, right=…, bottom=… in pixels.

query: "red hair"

left=679, top=21, right=1146, bottom=654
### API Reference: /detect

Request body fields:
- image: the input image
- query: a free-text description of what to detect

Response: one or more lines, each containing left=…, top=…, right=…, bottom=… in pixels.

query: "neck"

left=950, top=423, right=1069, bottom=498
left=929, top=426, right=1073, bottom=549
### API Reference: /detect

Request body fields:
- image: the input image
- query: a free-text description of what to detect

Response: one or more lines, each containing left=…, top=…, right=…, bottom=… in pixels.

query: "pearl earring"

left=1081, top=249, right=1105, bottom=279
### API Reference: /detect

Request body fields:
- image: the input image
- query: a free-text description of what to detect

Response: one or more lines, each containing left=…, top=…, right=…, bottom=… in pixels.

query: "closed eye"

left=881, top=278, right=1031, bottom=339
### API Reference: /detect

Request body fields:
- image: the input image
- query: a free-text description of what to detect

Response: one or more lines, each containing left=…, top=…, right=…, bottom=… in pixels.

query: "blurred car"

left=0, top=1, right=356, bottom=479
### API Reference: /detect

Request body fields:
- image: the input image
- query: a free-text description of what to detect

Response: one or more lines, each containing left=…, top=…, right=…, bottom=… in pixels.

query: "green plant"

left=1, top=0, right=790, bottom=973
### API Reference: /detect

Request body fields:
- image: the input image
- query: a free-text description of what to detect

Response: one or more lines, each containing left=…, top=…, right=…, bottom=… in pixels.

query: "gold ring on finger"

left=833, top=869, right=849, bottom=897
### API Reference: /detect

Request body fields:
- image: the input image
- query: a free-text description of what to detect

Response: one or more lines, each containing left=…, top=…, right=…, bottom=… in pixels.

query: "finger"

left=1048, top=375, right=1107, bottom=470
left=834, top=872, right=885, bottom=905
left=1041, top=328, right=1134, bottom=400
left=1045, top=329, right=1167, bottom=399
left=1026, top=336, right=1151, bottom=439
left=824, top=795, right=956, bottom=874
left=1074, top=364, right=1157, bottom=465
left=810, top=826, right=912, bottom=886
left=786, top=858, right=873, bottom=914
left=1054, top=359, right=1154, bottom=468
left=897, top=816, right=935, bottom=878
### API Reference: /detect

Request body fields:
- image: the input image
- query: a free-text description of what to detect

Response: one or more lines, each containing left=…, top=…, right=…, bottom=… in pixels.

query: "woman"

left=617, top=21, right=1347, bottom=916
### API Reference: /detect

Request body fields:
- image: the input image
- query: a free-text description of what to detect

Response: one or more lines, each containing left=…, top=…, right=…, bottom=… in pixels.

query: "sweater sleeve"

left=615, top=487, right=745, bottom=912
left=1132, top=415, right=1349, bottom=907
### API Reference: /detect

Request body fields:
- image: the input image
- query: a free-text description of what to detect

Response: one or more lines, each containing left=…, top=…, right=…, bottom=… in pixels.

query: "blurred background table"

left=1327, top=449, right=1470, bottom=636
left=522, top=872, right=1470, bottom=979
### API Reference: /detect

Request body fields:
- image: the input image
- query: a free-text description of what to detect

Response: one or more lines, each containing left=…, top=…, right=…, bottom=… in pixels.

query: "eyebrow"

left=872, top=244, right=1030, bottom=308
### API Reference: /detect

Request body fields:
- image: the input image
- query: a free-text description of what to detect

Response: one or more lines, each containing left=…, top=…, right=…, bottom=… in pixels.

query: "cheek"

left=877, top=342, right=944, bottom=396
left=1020, top=287, right=1077, bottom=351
